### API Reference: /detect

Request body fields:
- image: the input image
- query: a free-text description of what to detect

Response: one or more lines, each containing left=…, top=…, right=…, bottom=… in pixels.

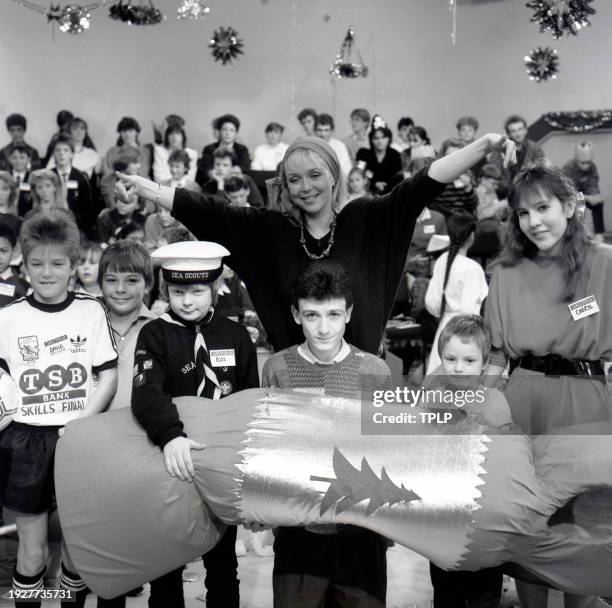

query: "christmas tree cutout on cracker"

left=311, top=447, right=420, bottom=516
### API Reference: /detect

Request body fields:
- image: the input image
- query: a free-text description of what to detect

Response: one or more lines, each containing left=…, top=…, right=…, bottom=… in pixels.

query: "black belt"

left=510, top=354, right=605, bottom=379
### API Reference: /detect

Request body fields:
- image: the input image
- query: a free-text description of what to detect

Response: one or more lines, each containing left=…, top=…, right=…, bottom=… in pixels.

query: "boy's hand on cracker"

left=163, top=436, right=206, bottom=481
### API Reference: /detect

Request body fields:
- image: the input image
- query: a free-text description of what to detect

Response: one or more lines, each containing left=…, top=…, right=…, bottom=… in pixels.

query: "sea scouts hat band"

left=161, top=266, right=223, bottom=284
left=151, top=241, right=230, bottom=285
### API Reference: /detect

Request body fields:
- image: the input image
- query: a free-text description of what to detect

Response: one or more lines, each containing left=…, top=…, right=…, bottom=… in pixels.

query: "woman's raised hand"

left=114, top=172, right=154, bottom=202
left=486, top=134, right=517, bottom=168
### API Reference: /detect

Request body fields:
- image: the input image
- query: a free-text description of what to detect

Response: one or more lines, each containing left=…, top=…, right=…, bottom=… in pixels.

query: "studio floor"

left=0, top=540, right=576, bottom=607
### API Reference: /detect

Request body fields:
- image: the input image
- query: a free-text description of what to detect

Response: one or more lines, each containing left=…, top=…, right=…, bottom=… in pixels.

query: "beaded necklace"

left=299, top=213, right=337, bottom=260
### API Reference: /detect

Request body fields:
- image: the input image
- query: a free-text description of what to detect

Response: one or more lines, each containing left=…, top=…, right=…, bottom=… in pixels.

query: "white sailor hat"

left=151, top=241, right=230, bottom=284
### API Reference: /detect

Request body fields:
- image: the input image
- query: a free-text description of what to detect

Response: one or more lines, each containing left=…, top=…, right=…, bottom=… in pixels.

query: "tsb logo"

left=19, top=363, right=88, bottom=395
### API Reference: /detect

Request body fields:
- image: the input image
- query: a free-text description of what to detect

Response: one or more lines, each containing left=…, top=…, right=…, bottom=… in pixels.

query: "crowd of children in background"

left=0, top=104, right=608, bottom=608
left=0, top=106, right=607, bottom=373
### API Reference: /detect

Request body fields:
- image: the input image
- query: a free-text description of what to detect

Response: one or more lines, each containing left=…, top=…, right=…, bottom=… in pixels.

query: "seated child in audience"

left=75, top=240, right=103, bottom=297
left=0, top=172, right=23, bottom=238
left=152, top=125, right=198, bottom=184
left=50, top=134, right=94, bottom=237
left=202, top=149, right=263, bottom=207
left=7, top=144, right=34, bottom=217
left=342, top=109, right=371, bottom=163
left=163, top=149, right=200, bottom=192
left=144, top=202, right=182, bottom=249
left=96, top=189, right=146, bottom=244
left=391, top=116, right=414, bottom=154
left=224, top=175, right=257, bottom=208
left=425, top=213, right=487, bottom=374
left=251, top=122, right=289, bottom=171
left=562, top=140, right=606, bottom=242
left=0, top=210, right=117, bottom=608
left=408, top=126, right=436, bottom=161
left=429, top=139, right=478, bottom=218
left=469, top=164, right=506, bottom=268
left=131, top=240, right=258, bottom=608
left=115, top=221, right=145, bottom=245
left=346, top=167, right=371, bottom=203
left=297, top=107, right=317, bottom=136
left=262, top=260, right=391, bottom=608
left=26, top=169, right=69, bottom=219
left=0, top=113, right=40, bottom=171
left=215, top=265, right=250, bottom=322
left=425, top=314, right=510, bottom=608
left=0, top=222, right=28, bottom=306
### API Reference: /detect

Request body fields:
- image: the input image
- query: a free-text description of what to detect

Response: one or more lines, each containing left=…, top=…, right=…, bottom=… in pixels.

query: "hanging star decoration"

left=526, top=0, right=596, bottom=38
left=108, top=0, right=164, bottom=25
left=310, top=448, right=421, bottom=516
left=58, top=4, right=91, bottom=34
left=524, top=47, right=560, bottom=82
left=209, top=27, right=244, bottom=65
left=13, top=0, right=101, bottom=34
left=329, top=27, right=369, bottom=79
left=177, top=0, right=210, bottom=20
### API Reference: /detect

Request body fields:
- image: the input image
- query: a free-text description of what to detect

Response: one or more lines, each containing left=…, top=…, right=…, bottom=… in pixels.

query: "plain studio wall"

left=1, top=0, right=611, bottom=225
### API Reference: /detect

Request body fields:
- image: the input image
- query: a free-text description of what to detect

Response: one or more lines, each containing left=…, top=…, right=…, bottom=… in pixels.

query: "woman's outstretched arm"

left=428, top=134, right=516, bottom=184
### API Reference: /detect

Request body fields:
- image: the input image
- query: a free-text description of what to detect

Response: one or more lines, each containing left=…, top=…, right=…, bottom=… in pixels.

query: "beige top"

left=107, top=305, right=155, bottom=410
left=485, top=244, right=612, bottom=367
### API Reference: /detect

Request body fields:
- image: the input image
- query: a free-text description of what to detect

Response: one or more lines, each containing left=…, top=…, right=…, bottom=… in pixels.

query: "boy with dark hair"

left=50, top=134, right=94, bottom=237
left=7, top=143, right=34, bottom=217
left=251, top=122, right=288, bottom=171
left=297, top=108, right=317, bottom=136
left=201, top=149, right=263, bottom=207
left=343, top=108, right=371, bottom=163
left=262, top=259, right=391, bottom=608
left=0, top=114, right=40, bottom=172
left=0, top=221, right=28, bottom=306
left=0, top=209, right=117, bottom=608
left=131, top=240, right=258, bottom=608
left=165, top=149, right=200, bottom=192
left=502, top=114, right=544, bottom=178
left=391, top=116, right=414, bottom=154
left=315, top=113, right=352, bottom=177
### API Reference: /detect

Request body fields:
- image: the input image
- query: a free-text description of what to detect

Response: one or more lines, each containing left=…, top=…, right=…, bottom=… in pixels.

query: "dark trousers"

left=429, top=562, right=503, bottom=608
left=273, top=526, right=387, bottom=608
left=98, top=525, right=238, bottom=608
left=586, top=201, right=605, bottom=234
left=146, top=524, right=238, bottom=608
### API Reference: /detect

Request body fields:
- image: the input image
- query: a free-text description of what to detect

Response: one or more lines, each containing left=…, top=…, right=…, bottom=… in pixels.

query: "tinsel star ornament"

left=108, top=0, right=164, bottom=25
left=209, top=27, right=244, bottom=65
left=524, top=47, right=560, bottom=82
left=526, top=0, right=596, bottom=38
left=329, top=27, right=368, bottom=79
left=58, top=4, right=91, bottom=34
left=177, top=0, right=210, bottom=20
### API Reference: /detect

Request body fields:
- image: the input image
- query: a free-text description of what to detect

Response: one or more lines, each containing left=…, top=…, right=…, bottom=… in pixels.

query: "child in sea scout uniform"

left=131, top=240, right=258, bottom=608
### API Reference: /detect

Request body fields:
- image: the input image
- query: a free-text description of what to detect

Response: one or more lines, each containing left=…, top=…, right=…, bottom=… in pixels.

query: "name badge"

left=210, top=349, right=236, bottom=367
left=0, top=283, right=15, bottom=297
left=66, top=180, right=78, bottom=190
left=568, top=295, right=599, bottom=321
left=423, top=224, right=435, bottom=234
left=19, top=183, right=31, bottom=192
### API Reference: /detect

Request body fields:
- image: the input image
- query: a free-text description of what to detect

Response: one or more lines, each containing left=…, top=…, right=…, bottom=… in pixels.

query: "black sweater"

left=132, top=309, right=259, bottom=448
left=172, top=168, right=445, bottom=355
